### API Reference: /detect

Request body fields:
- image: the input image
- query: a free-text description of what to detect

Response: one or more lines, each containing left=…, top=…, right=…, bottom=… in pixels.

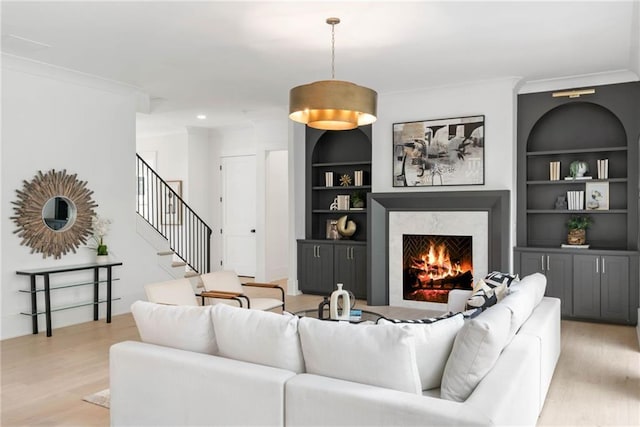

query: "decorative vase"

left=567, top=229, right=586, bottom=245
left=330, top=283, right=351, bottom=321
left=96, top=254, right=109, bottom=264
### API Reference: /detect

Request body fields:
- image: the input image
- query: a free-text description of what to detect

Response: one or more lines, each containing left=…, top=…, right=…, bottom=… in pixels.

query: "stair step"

left=157, top=250, right=174, bottom=256
left=172, top=261, right=187, bottom=268
left=184, top=270, right=199, bottom=278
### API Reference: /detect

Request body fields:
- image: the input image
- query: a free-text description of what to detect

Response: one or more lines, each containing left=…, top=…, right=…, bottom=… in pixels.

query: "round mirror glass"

left=42, top=196, right=77, bottom=232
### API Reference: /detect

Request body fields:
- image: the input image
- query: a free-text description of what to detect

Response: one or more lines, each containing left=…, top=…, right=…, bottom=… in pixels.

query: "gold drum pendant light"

left=289, top=17, right=377, bottom=131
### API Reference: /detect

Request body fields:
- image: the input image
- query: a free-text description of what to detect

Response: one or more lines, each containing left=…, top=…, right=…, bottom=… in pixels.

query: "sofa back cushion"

left=378, top=313, right=465, bottom=390
left=500, top=272, right=547, bottom=338
left=211, top=303, right=305, bottom=373
left=131, top=300, right=218, bottom=354
left=298, top=317, right=422, bottom=394
left=440, top=304, right=512, bottom=402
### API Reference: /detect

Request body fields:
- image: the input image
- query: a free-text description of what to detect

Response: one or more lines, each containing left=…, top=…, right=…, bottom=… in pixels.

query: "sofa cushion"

left=378, top=313, right=464, bottom=390
left=484, top=271, right=520, bottom=288
left=298, top=317, right=422, bottom=394
left=211, top=303, right=305, bottom=373
left=440, top=304, right=512, bottom=402
left=131, top=300, right=218, bottom=354
left=500, top=272, right=547, bottom=338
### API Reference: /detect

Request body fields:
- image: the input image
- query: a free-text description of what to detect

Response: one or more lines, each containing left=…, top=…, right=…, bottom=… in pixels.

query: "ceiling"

left=2, top=1, right=638, bottom=136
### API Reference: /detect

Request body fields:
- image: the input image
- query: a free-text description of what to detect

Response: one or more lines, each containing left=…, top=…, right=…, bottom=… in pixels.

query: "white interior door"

left=221, top=155, right=256, bottom=276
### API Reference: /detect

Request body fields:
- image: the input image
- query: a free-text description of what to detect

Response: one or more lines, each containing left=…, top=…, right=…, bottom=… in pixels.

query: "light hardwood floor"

left=2, top=288, right=639, bottom=426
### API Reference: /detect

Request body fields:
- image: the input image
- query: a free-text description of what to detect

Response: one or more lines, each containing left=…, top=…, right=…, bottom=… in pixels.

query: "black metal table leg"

left=93, top=267, right=99, bottom=321
left=43, top=274, right=52, bottom=337
left=106, top=266, right=112, bottom=323
left=30, top=275, right=38, bottom=334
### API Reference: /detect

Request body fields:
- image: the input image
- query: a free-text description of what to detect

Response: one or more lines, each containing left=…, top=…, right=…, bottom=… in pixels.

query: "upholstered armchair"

left=199, top=270, right=285, bottom=311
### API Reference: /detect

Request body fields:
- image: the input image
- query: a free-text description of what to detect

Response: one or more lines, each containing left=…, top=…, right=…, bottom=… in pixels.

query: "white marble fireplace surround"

left=389, top=211, right=488, bottom=311
left=367, top=191, right=510, bottom=306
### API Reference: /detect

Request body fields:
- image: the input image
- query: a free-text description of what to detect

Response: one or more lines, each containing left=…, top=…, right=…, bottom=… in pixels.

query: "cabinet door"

left=519, top=252, right=545, bottom=276
left=298, top=242, right=334, bottom=295
left=600, top=256, right=629, bottom=322
left=546, top=253, right=573, bottom=316
left=572, top=255, right=601, bottom=319
left=334, top=245, right=367, bottom=300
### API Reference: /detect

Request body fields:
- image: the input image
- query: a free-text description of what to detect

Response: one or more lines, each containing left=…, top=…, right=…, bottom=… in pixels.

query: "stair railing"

left=136, top=154, right=212, bottom=274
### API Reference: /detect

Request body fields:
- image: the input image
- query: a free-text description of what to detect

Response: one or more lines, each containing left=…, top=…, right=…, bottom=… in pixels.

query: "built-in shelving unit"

left=515, top=81, right=639, bottom=325
left=298, top=126, right=372, bottom=299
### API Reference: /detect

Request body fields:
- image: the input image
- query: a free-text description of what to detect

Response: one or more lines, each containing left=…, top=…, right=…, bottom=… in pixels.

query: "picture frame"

left=585, top=182, right=609, bottom=211
left=393, top=115, right=485, bottom=187
left=163, top=180, right=183, bottom=225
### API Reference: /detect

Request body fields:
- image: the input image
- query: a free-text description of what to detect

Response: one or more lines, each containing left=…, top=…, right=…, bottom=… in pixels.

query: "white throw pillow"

left=131, top=300, right=218, bottom=354
left=298, top=317, right=422, bottom=394
left=211, top=303, right=305, bottom=373
left=440, top=304, right=512, bottom=402
left=378, top=313, right=464, bottom=390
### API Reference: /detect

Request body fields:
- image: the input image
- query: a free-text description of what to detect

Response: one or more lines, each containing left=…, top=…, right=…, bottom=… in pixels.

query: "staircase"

left=136, top=155, right=212, bottom=280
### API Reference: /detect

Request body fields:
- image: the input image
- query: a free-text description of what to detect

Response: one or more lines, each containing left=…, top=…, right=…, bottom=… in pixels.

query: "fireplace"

left=367, top=191, right=510, bottom=308
left=403, top=234, right=473, bottom=303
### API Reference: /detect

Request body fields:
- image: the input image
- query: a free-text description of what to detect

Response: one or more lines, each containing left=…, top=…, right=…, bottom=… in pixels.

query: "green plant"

left=351, top=191, right=364, bottom=204
left=567, top=215, right=592, bottom=230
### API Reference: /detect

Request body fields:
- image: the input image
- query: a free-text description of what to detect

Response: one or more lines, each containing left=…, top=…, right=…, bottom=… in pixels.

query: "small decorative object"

left=336, top=215, right=356, bottom=238
left=337, top=195, right=350, bottom=210
left=597, top=159, right=609, bottom=179
left=325, top=171, right=334, bottom=187
left=568, top=160, right=589, bottom=179
left=317, top=296, right=330, bottom=319
left=91, top=215, right=111, bottom=263
left=393, top=115, right=484, bottom=187
left=566, top=215, right=592, bottom=245
left=585, top=182, right=609, bottom=210
left=554, top=195, right=568, bottom=210
left=329, top=197, right=339, bottom=210
left=566, top=190, right=584, bottom=210
left=354, top=170, right=364, bottom=186
left=330, top=283, right=351, bottom=320
left=326, top=220, right=341, bottom=240
left=351, top=191, right=365, bottom=209
left=549, top=161, right=560, bottom=181
left=339, top=174, right=352, bottom=187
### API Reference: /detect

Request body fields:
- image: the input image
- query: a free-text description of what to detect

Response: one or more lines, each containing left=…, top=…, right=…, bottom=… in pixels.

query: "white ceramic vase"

left=330, top=283, right=351, bottom=321
left=96, top=254, right=109, bottom=264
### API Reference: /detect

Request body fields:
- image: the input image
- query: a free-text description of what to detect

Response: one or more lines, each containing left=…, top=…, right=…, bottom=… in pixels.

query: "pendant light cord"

left=331, top=21, right=335, bottom=79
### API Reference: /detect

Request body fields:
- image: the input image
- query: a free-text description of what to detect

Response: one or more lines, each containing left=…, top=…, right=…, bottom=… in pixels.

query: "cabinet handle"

left=595, top=257, right=599, bottom=273
left=541, top=255, right=545, bottom=271
left=546, top=255, right=550, bottom=271
left=315, top=246, right=319, bottom=258
left=350, top=247, right=354, bottom=260
left=602, top=257, right=605, bottom=274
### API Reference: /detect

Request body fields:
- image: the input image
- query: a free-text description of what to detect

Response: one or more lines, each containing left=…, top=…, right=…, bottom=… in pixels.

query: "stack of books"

left=354, top=170, right=364, bottom=186
left=549, top=161, right=561, bottom=181
left=597, top=159, right=609, bottom=179
left=567, top=191, right=584, bottom=210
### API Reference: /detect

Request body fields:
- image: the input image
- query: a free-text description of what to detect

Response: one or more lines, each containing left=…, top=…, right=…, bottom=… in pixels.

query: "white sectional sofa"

left=110, top=273, right=560, bottom=426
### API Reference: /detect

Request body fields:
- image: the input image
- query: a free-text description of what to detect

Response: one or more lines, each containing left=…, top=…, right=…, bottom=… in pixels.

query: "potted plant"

left=91, top=215, right=111, bottom=263
left=566, top=215, right=592, bottom=245
left=351, top=191, right=365, bottom=209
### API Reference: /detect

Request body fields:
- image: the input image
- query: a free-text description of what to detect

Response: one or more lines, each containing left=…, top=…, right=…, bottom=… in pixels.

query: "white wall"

left=265, top=150, right=289, bottom=281
left=1, top=55, right=171, bottom=339
left=136, top=131, right=188, bottom=193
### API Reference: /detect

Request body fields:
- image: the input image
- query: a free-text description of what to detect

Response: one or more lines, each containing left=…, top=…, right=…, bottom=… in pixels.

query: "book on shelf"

left=566, top=190, right=584, bottom=210
left=350, top=207, right=364, bottom=211
left=597, top=159, right=609, bottom=179
left=549, top=161, right=560, bottom=181
left=561, top=243, right=590, bottom=249
left=564, top=176, right=592, bottom=180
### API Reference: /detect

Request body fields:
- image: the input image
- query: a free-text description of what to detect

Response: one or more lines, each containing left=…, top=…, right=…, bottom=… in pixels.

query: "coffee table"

left=293, top=308, right=383, bottom=324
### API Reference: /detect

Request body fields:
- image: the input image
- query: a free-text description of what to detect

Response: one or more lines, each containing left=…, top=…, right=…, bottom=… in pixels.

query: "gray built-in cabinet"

left=297, top=126, right=372, bottom=299
left=515, top=82, right=639, bottom=325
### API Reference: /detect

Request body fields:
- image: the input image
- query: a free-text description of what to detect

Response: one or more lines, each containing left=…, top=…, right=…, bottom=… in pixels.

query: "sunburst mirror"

left=11, top=169, right=98, bottom=259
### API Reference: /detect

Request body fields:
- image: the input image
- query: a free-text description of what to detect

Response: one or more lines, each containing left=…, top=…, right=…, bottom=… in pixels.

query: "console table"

left=17, top=261, right=123, bottom=337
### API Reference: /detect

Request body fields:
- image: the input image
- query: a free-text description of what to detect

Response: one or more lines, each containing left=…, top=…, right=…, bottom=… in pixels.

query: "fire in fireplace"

left=403, top=234, right=473, bottom=303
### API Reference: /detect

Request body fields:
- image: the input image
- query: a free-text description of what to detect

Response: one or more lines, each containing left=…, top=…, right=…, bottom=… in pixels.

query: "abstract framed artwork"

left=585, top=181, right=609, bottom=210
left=393, top=115, right=485, bottom=187
left=163, top=180, right=183, bottom=225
